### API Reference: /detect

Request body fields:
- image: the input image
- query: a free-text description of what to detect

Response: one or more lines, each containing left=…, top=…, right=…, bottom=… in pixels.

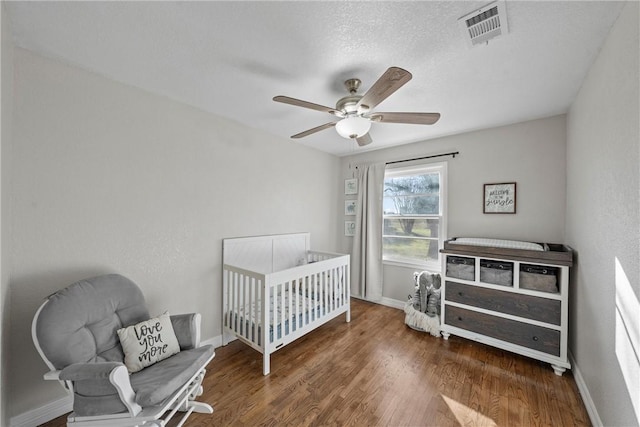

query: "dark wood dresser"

left=440, top=238, right=573, bottom=376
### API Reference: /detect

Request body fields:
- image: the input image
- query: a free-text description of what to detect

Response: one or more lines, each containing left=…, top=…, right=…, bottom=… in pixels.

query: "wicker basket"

left=404, top=297, right=441, bottom=337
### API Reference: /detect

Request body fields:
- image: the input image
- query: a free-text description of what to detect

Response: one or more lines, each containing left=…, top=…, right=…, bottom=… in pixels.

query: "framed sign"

left=344, top=221, right=356, bottom=236
left=484, top=182, right=516, bottom=214
left=345, top=178, right=358, bottom=195
left=344, top=200, right=357, bottom=216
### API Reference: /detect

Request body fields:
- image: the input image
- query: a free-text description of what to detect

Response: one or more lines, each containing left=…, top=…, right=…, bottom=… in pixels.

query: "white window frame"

left=382, top=161, right=447, bottom=272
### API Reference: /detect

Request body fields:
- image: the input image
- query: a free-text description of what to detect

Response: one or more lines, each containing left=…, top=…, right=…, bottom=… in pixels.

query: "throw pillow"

left=117, top=313, right=180, bottom=373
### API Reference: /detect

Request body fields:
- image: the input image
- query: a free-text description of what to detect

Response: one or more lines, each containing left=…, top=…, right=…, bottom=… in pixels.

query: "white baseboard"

left=9, top=395, right=72, bottom=427
left=202, top=334, right=223, bottom=348
left=350, top=294, right=405, bottom=310
left=569, top=350, right=602, bottom=427
left=379, top=297, right=405, bottom=310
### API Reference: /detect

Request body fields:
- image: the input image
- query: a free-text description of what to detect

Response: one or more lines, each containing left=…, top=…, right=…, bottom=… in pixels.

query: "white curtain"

left=351, top=162, right=386, bottom=301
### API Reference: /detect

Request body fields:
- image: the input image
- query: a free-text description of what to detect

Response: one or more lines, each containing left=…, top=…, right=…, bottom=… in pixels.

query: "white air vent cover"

left=459, top=1, right=509, bottom=47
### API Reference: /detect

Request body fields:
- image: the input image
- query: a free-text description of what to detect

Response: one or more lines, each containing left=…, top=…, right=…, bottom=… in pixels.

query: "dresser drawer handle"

left=457, top=316, right=463, bottom=321
left=458, top=291, right=463, bottom=296
left=532, top=336, right=539, bottom=341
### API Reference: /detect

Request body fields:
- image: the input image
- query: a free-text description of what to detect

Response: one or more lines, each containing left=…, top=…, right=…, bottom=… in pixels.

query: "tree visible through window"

left=383, top=163, right=446, bottom=268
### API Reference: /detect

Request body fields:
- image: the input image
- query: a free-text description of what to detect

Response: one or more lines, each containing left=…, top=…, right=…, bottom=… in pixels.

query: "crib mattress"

left=228, top=292, right=322, bottom=345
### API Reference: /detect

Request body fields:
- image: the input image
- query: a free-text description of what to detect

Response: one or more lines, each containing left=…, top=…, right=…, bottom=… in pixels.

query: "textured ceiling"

left=6, top=1, right=625, bottom=156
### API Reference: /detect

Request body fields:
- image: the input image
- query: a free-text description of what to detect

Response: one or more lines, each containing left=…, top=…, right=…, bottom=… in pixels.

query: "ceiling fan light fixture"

left=335, top=116, right=371, bottom=139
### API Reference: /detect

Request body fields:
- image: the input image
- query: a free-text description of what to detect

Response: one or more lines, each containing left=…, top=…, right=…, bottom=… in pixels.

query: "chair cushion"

left=130, top=345, right=215, bottom=407
left=35, top=274, right=150, bottom=369
left=117, top=313, right=181, bottom=373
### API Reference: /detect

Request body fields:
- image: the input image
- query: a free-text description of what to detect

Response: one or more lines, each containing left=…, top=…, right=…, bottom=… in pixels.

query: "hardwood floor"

left=40, top=298, right=590, bottom=426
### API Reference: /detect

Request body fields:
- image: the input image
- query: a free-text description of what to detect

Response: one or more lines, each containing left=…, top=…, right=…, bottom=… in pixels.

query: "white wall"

left=8, top=48, right=341, bottom=418
left=566, top=2, right=639, bottom=426
left=340, top=116, right=567, bottom=302
left=0, top=3, right=14, bottom=426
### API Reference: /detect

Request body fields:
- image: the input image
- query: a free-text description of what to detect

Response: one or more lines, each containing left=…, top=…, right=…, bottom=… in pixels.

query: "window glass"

left=382, top=164, right=446, bottom=268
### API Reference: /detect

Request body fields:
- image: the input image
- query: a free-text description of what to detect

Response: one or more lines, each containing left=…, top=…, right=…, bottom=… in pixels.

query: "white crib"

left=222, top=233, right=350, bottom=375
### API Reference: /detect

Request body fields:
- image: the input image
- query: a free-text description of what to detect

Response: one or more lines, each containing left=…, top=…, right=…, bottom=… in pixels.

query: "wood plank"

left=38, top=299, right=590, bottom=427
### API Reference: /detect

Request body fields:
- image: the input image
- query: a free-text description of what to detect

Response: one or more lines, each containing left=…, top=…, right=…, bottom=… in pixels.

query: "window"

left=383, top=162, right=447, bottom=270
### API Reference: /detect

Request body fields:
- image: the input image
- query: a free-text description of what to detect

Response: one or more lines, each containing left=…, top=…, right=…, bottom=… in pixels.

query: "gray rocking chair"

left=31, top=274, right=215, bottom=427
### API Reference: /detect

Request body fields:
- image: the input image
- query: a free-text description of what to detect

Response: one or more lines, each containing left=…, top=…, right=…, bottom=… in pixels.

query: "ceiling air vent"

left=459, top=1, right=509, bottom=47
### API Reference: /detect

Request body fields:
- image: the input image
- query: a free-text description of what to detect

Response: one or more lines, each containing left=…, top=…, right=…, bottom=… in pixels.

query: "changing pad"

left=449, top=238, right=546, bottom=252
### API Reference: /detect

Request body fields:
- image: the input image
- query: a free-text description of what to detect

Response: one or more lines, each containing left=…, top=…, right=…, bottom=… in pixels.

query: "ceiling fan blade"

left=356, top=133, right=373, bottom=147
left=273, top=96, right=342, bottom=117
left=291, top=122, right=337, bottom=139
left=370, top=112, right=441, bottom=125
left=356, top=67, right=412, bottom=112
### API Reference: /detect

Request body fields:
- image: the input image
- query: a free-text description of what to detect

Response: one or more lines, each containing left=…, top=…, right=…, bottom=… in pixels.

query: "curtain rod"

left=353, top=151, right=459, bottom=169
left=386, top=151, right=459, bottom=165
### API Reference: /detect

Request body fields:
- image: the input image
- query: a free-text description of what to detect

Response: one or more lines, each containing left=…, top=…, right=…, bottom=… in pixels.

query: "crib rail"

left=307, top=250, right=344, bottom=263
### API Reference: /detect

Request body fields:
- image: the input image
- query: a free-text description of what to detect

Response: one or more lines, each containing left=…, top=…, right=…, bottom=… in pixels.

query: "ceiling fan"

left=273, top=67, right=440, bottom=147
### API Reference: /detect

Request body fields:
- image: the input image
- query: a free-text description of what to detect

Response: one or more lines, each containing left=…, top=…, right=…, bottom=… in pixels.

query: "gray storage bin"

left=446, top=256, right=475, bottom=281
left=480, top=260, right=513, bottom=286
left=520, top=264, right=558, bottom=293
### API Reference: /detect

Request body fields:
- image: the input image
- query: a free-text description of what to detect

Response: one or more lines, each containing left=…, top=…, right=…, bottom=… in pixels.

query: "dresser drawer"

left=445, top=305, right=561, bottom=356
left=445, top=281, right=561, bottom=325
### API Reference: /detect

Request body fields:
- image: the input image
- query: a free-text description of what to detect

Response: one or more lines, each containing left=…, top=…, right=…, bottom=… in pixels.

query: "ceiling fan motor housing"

left=336, top=95, right=362, bottom=114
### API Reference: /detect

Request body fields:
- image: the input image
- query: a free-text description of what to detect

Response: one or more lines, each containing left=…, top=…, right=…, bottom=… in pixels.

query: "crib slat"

left=313, top=274, right=318, bottom=318
left=240, top=274, right=245, bottom=338
left=313, top=272, right=318, bottom=321
left=317, top=272, right=323, bottom=317
left=263, top=278, right=269, bottom=349
left=270, top=283, right=274, bottom=342
left=330, top=270, right=334, bottom=313
left=294, top=279, right=298, bottom=332
left=307, top=275, right=312, bottom=323
left=239, top=273, right=244, bottom=335
left=273, top=283, right=277, bottom=340
left=234, top=273, right=239, bottom=337
left=255, top=277, right=260, bottom=344
left=324, top=272, right=327, bottom=314
left=228, top=271, right=233, bottom=331
left=327, top=270, right=331, bottom=315
left=332, top=268, right=337, bottom=311
left=287, top=280, right=293, bottom=335
left=246, top=276, right=252, bottom=340
left=244, top=275, right=250, bottom=339
left=223, top=270, right=228, bottom=329
left=339, top=265, right=345, bottom=307
left=333, top=267, right=338, bottom=311
left=230, top=271, right=236, bottom=327
left=249, top=276, right=254, bottom=342
left=279, top=282, right=285, bottom=340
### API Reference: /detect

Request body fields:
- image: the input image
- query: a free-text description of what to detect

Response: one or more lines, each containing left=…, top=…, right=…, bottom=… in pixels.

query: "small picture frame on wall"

left=345, top=178, right=358, bottom=195
left=484, top=182, right=517, bottom=214
left=344, top=200, right=357, bottom=216
left=344, top=221, right=356, bottom=236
